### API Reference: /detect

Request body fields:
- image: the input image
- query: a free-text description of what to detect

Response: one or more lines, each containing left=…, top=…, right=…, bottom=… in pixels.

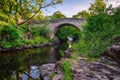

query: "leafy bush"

left=31, top=25, right=50, bottom=37
left=61, top=61, right=72, bottom=80
left=0, top=23, right=50, bottom=48
left=0, top=40, right=12, bottom=48
left=19, top=24, right=28, bottom=33
left=56, top=26, right=81, bottom=42
left=1, top=25, right=21, bottom=41
left=33, top=36, right=49, bottom=44
left=24, top=36, right=49, bottom=47
left=0, top=24, right=24, bottom=48
left=0, top=39, right=25, bottom=48
left=72, top=13, right=116, bottom=58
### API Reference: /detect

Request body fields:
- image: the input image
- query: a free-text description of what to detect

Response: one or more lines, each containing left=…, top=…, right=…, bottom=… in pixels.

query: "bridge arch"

left=50, top=23, right=81, bottom=39
left=27, top=18, right=84, bottom=39
left=49, top=18, right=84, bottom=39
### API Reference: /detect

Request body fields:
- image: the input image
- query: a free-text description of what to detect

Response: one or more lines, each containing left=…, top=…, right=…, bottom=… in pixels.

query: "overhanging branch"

left=17, top=2, right=56, bottom=25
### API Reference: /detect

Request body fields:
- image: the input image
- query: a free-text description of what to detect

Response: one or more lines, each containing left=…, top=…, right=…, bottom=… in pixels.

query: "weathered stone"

left=33, top=45, right=40, bottom=48
left=114, top=36, right=120, bottom=42
left=28, top=18, right=84, bottom=39
left=16, top=47, right=22, bottom=50
left=104, top=42, right=120, bottom=64
left=40, top=64, right=55, bottom=80
left=101, top=69, right=111, bottom=74
left=64, top=49, right=73, bottom=58
left=52, top=74, right=64, bottom=80
left=113, top=76, right=120, bottom=80
left=71, top=56, right=120, bottom=80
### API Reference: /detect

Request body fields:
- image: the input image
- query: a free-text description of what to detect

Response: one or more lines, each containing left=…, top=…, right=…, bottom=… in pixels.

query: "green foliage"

left=23, top=36, right=49, bottom=47
left=1, top=25, right=21, bottom=40
left=59, top=50, right=65, bottom=57
left=50, top=72, right=56, bottom=79
left=0, top=0, right=62, bottom=49
left=112, top=7, right=120, bottom=39
left=0, top=24, right=23, bottom=48
left=51, top=11, right=66, bottom=19
left=61, top=61, right=72, bottom=80
left=72, top=1, right=120, bottom=58
left=72, top=37, right=86, bottom=54
left=19, top=24, right=28, bottom=33
left=73, top=10, right=89, bottom=19
left=73, top=13, right=113, bottom=58
left=0, top=39, right=25, bottom=48
left=56, top=26, right=81, bottom=42
left=89, top=0, right=106, bottom=15
left=0, top=23, right=50, bottom=48
left=34, top=36, right=49, bottom=44
left=0, top=0, right=63, bottom=25
left=72, top=10, right=120, bottom=58
left=31, top=25, right=50, bottom=38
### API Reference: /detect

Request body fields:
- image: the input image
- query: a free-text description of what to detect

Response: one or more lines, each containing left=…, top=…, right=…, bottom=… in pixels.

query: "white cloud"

left=108, top=0, right=120, bottom=7
left=43, top=5, right=89, bottom=17
left=43, top=0, right=120, bottom=17
left=56, top=5, right=89, bottom=17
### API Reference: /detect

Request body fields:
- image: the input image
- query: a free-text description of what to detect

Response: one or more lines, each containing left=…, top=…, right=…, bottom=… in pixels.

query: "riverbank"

left=39, top=55, right=120, bottom=80
left=23, top=43, right=120, bottom=80
left=71, top=56, right=120, bottom=80
left=0, top=42, right=54, bottom=53
left=0, top=37, right=60, bottom=53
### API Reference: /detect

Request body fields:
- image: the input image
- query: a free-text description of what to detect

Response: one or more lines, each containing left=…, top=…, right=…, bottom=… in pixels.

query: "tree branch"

left=17, top=2, right=56, bottom=25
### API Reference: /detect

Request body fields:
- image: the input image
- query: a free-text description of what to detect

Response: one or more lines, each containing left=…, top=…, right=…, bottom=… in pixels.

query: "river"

left=0, top=44, right=67, bottom=80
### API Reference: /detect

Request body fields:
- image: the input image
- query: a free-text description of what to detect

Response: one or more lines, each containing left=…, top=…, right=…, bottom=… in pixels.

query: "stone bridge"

left=28, top=18, right=84, bottom=39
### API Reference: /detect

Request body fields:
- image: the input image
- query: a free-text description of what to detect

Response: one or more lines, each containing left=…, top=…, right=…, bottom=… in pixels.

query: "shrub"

left=1, top=25, right=21, bottom=41
left=72, top=13, right=115, bottom=58
left=0, top=24, right=23, bottom=48
left=31, top=25, right=50, bottom=37
left=56, top=26, right=81, bottom=42
left=61, top=61, right=72, bottom=80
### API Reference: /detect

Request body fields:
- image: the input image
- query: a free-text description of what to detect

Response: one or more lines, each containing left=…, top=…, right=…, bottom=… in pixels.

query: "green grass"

left=61, top=60, right=73, bottom=80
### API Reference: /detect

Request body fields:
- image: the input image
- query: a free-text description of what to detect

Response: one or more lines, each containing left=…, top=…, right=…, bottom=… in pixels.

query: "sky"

left=42, top=0, right=120, bottom=17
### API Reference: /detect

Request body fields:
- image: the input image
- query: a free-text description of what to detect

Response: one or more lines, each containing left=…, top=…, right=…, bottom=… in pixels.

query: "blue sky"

left=42, top=0, right=120, bottom=17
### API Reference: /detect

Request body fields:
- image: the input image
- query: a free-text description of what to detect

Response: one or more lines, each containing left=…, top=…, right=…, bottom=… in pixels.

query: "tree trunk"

left=27, top=24, right=32, bottom=39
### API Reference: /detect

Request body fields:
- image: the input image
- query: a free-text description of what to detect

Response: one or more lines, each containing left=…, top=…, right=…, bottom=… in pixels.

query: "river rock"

left=52, top=74, right=64, bottom=80
left=53, top=37, right=60, bottom=45
left=114, top=36, right=120, bottom=42
left=40, top=63, right=55, bottom=80
left=33, top=45, right=40, bottom=48
left=64, top=49, right=73, bottom=58
left=16, top=47, right=23, bottom=50
left=104, top=42, right=120, bottom=64
left=71, top=56, right=120, bottom=80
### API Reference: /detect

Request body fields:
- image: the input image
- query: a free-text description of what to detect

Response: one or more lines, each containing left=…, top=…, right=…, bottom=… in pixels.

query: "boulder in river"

left=40, top=64, right=55, bottom=80
left=40, top=62, right=64, bottom=80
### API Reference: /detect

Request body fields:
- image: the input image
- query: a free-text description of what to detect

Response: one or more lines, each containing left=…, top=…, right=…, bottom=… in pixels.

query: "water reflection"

left=0, top=46, right=60, bottom=80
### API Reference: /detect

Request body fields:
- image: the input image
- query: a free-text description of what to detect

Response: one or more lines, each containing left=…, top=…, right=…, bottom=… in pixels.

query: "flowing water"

left=0, top=45, right=63, bottom=80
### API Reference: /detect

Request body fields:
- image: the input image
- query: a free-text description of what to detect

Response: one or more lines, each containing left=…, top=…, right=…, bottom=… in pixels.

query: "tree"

left=72, top=10, right=89, bottom=19
left=56, top=26, right=81, bottom=42
left=89, top=0, right=106, bottom=15
left=113, top=7, right=120, bottom=27
left=0, top=0, right=63, bottom=45
left=71, top=0, right=120, bottom=58
left=51, top=11, right=66, bottom=19
left=0, top=0, right=63, bottom=26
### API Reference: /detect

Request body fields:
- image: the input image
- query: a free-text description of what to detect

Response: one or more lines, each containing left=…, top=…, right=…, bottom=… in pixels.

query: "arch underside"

left=53, top=23, right=80, bottom=34
left=50, top=23, right=81, bottom=39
